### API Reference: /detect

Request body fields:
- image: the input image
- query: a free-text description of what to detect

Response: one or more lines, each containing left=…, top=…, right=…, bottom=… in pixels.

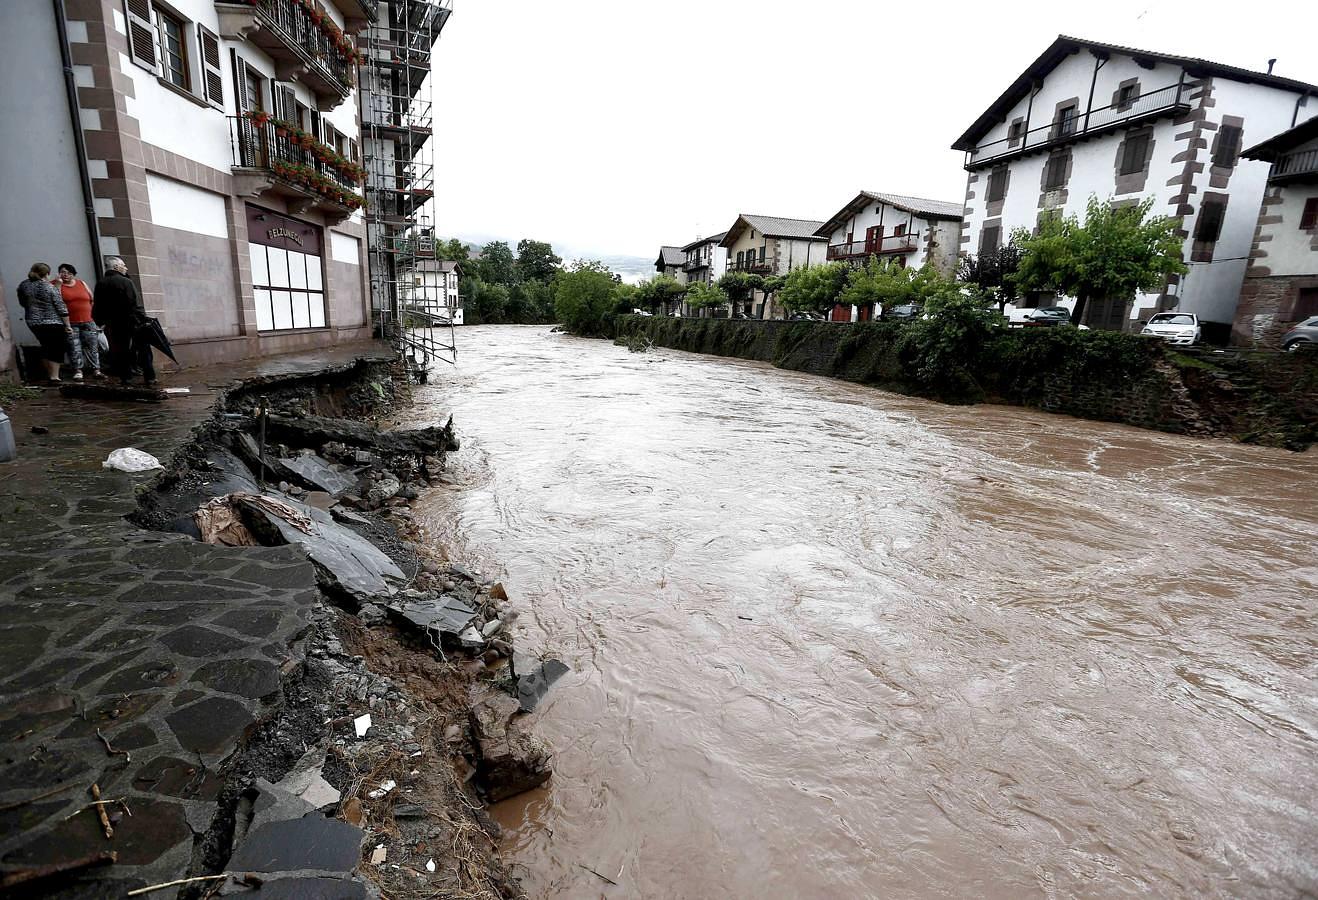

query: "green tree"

left=839, top=258, right=949, bottom=315
left=555, top=261, right=627, bottom=335
left=467, top=279, right=510, bottom=324
left=520, top=278, right=557, bottom=323
left=1011, top=196, right=1187, bottom=325
left=516, top=239, right=562, bottom=283
left=685, top=281, right=728, bottom=315
left=717, top=271, right=763, bottom=304
left=957, top=244, right=1022, bottom=312
left=437, top=238, right=470, bottom=262
left=778, top=261, right=849, bottom=314
left=904, top=284, right=1000, bottom=396
left=504, top=282, right=534, bottom=323
left=476, top=240, right=519, bottom=287
left=634, top=275, right=686, bottom=313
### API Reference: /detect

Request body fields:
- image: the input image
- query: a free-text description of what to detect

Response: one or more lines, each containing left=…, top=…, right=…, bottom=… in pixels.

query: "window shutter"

left=1300, top=197, right=1318, bottom=231
left=197, top=24, right=224, bottom=109
left=231, top=50, right=249, bottom=111
left=987, top=167, right=1007, bottom=202
left=1195, top=200, right=1225, bottom=243
left=1214, top=125, right=1242, bottom=167
left=1120, top=134, right=1148, bottom=176
left=124, top=0, right=159, bottom=73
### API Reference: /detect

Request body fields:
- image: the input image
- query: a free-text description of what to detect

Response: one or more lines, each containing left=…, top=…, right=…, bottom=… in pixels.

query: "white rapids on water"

left=409, top=325, right=1318, bottom=899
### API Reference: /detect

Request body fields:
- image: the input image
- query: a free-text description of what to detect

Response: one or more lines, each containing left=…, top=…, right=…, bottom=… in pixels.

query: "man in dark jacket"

left=93, top=256, right=155, bottom=385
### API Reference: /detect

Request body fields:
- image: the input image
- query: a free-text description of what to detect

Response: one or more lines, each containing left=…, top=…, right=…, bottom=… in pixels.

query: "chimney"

left=1267, top=58, right=1277, bottom=74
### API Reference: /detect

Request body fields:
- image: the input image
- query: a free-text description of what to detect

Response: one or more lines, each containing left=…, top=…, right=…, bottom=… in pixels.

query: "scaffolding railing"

left=359, top=0, right=454, bottom=380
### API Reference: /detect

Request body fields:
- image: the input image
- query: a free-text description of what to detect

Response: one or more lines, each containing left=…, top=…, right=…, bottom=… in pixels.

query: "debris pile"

left=125, top=394, right=570, bottom=897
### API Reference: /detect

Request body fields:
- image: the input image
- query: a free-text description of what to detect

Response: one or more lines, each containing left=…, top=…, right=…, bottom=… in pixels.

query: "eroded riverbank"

left=0, top=349, right=547, bottom=898
left=412, top=325, right=1318, bottom=898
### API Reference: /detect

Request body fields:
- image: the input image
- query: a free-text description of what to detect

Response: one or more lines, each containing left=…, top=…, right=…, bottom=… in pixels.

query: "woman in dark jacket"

left=16, top=263, right=72, bottom=384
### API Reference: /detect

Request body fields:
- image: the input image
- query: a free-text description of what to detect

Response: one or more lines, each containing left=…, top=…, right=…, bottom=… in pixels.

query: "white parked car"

left=1141, top=312, right=1200, bottom=346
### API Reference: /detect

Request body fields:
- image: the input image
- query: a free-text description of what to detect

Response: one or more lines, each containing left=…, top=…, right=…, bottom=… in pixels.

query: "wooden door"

left=865, top=225, right=883, bottom=255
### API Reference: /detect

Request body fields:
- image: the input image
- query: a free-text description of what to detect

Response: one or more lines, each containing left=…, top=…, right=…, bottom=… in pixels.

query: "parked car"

left=1027, top=306, right=1072, bottom=324
left=1281, top=316, right=1318, bottom=351
left=787, top=311, right=824, bottom=321
left=884, top=304, right=923, bottom=321
left=1141, top=312, right=1200, bottom=346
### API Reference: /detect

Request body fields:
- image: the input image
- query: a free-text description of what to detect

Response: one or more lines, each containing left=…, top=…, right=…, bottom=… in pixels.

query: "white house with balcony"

left=816, top=191, right=964, bottom=275
left=719, top=214, right=828, bottom=319
left=680, top=232, right=727, bottom=288
left=0, top=0, right=383, bottom=374
left=953, top=35, right=1318, bottom=338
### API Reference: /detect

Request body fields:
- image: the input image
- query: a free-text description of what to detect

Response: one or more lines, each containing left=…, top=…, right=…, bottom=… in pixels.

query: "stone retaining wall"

left=616, top=316, right=1318, bottom=450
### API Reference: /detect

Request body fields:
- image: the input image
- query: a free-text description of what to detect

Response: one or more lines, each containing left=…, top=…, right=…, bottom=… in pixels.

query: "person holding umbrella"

left=93, top=256, right=155, bottom=385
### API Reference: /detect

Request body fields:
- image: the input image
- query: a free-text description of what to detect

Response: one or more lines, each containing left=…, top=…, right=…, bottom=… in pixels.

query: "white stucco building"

left=0, top=0, right=450, bottom=378
left=655, top=246, right=686, bottom=282
left=816, top=191, right=964, bottom=275
left=718, top=214, right=828, bottom=319
left=952, top=35, right=1318, bottom=337
left=1232, top=118, right=1318, bottom=346
left=413, top=258, right=462, bottom=325
left=680, top=232, right=727, bottom=287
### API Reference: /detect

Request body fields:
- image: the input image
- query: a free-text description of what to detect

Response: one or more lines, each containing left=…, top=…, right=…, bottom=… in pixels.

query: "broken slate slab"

left=227, top=815, right=363, bottom=874
left=238, top=494, right=403, bottom=600
left=280, top=451, right=359, bottom=496
left=386, top=595, right=478, bottom=639
left=513, top=656, right=570, bottom=713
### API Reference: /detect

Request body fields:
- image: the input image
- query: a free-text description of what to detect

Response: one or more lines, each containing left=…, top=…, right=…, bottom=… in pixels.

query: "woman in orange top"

left=53, top=263, right=101, bottom=380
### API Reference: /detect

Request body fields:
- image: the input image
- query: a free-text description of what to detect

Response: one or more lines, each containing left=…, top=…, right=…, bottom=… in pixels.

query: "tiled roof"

left=680, top=232, right=728, bottom=253
left=863, top=192, right=964, bottom=220
left=657, top=246, right=686, bottom=267
left=1242, top=114, right=1318, bottom=161
left=952, top=35, right=1318, bottom=151
left=814, top=192, right=964, bottom=237
left=737, top=214, right=827, bottom=240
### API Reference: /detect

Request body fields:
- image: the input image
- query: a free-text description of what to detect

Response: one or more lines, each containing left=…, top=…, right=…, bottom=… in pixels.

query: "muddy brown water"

left=410, top=325, right=1318, bottom=898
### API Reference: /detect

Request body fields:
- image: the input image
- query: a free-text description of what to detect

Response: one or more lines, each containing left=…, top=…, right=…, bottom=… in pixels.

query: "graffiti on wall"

left=159, top=233, right=240, bottom=340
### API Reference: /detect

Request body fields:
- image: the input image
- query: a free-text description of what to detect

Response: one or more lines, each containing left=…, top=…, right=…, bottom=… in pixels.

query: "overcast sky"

left=430, top=0, right=1317, bottom=266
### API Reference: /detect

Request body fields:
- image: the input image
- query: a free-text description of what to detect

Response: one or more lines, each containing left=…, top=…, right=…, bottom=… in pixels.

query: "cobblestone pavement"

left=0, top=345, right=393, bottom=893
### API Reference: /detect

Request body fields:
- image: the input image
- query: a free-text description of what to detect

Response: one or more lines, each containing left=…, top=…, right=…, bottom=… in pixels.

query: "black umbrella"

left=137, top=317, right=178, bottom=364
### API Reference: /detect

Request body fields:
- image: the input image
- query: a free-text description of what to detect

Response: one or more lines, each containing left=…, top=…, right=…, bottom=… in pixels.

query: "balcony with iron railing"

left=965, top=82, right=1191, bottom=169
left=215, top=0, right=356, bottom=109
left=228, top=115, right=363, bottom=223
left=827, top=233, right=919, bottom=261
left=684, top=256, right=709, bottom=271
left=728, top=257, right=773, bottom=274
left=1269, top=148, right=1318, bottom=183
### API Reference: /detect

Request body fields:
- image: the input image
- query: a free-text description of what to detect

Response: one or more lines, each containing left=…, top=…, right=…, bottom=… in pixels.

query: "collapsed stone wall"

left=616, top=316, right=1318, bottom=450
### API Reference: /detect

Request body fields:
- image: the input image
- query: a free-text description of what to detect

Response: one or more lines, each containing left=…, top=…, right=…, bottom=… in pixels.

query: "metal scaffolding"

left=360, top=0, right=455, bottom=381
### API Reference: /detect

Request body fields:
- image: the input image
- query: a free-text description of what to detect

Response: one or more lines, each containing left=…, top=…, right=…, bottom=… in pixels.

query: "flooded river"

left=411, top=325, right=1318, bottom=898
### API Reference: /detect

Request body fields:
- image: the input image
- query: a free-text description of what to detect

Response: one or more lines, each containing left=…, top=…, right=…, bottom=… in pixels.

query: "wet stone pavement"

left=0, top=346, right=393, bottom=894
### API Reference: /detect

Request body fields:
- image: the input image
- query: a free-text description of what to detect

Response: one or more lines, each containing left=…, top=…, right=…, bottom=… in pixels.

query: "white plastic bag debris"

left=367, top=779, right=396, bottom=799
left=425, top=859, right=436, bottom=873
left=354, top=713, right=372, bottom=737
left=102, top=448, right=163, bottom=472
